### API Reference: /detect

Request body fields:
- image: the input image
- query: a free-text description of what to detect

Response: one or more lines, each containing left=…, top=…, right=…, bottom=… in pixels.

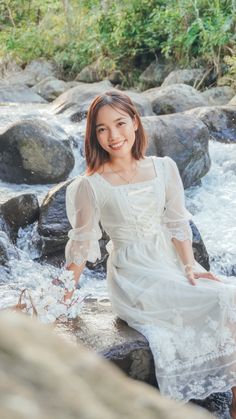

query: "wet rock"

left=75, top=58, right=107, bottom=83
left=142, top=114, right=210, bottom=188
left=5, top=59, right=59, bottom=87
left=31, top=76, right=70, bottom=101
left=0, top=56, right=21, bottom=79
left=139, top=60, right=175, bottom=88
left=190, top=221, right=210, bottom=271
left=0, top=119, right=75, bottom=184
left=0, top=81, right=47, bottom=103
left=228, top=94, right=236, bottom=105
left=162, top=68, right=205, bottom=88
left=201, top=86, right=235, bottom=106
left=186, top=106, right=236, bottom=143
left=0, top=231, right=19, bottom=267
left=52, top=81, right=153, bottom=121
left=0, top=311, right=213, bottom=419
left=142, top=84, right=209, bottom=115
left=1, top=194, right=39, bottom=241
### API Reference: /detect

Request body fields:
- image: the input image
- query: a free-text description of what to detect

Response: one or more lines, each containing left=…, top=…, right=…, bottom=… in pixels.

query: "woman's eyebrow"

left=96, top=117, right=127, bottom=128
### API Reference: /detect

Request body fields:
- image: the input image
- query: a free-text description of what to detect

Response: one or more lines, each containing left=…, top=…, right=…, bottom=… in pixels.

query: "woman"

left=65, top=90, right=236, bottom=413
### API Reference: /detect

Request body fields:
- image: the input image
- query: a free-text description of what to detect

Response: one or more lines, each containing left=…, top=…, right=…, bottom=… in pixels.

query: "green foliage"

left=0, top=0, right=235, bottom=84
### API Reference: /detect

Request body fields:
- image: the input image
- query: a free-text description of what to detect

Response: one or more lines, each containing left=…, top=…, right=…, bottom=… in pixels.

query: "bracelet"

left=183, top=263, right=195, bottom=273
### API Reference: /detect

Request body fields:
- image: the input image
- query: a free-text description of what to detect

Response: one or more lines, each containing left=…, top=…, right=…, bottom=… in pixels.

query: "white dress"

left=65, top=155, right=236, bottom=402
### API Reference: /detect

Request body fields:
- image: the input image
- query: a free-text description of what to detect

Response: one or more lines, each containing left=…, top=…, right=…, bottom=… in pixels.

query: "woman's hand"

left=185, top=265, right=221, bottom=286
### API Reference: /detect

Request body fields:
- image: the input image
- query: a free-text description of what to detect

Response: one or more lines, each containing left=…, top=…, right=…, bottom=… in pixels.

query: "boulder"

left=139, top=60, right=175, bottom=88
left=228, top=94, right=236, bottom=106
left=1, top=194, right=39, bottom=241
left=0, top=311, right=214, bottom=419
left=0, top=120, right=75, bottom=184
left=0, top=82, right=47, bottom=103
left=0, top=231, right=19, bottom=268
left=162, top=68, right=205, bottom=88
left=0, top=56, right=21, bottom=79
left=31, top=76, right=70, bottom=101
left=75, top=58, right=109, bottom=83
left=142, top=114, right=210, bottom=188
left=185, top=106, right=236, bottom=143
left=5, top=59, right=58, bottom=87
left=201, top=86, right=235, bottom=106
left=142, top=84, right=209, bottom=115
left=52, top=81, right=153, bottom=121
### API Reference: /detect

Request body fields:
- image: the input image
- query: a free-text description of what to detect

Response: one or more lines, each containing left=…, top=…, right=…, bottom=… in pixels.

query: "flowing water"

left=0, top=102, right=235, bottom=323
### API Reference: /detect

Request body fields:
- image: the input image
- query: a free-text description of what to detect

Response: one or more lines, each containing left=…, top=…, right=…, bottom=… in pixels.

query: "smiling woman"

left=64, top=89, right=236, bottom=411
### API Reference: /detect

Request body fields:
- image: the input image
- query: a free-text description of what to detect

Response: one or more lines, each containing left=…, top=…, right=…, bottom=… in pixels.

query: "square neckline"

left=93, top=156, right=158, bottom=188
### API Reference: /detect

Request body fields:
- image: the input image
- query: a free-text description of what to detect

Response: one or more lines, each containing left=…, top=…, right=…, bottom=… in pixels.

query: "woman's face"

left=95, top=105, right=138, bottom=158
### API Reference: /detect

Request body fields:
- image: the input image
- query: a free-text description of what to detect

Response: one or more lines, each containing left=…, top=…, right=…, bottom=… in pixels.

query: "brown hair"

left=84, top=90, right=148, bottom=175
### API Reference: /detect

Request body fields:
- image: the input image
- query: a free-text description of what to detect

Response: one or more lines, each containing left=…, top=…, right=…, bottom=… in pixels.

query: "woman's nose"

left=109, top=127, right=121, bottom=141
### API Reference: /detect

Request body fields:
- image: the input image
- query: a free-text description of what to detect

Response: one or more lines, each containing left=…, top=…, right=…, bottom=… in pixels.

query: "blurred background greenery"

left=0, top=0, right=236, bottom=87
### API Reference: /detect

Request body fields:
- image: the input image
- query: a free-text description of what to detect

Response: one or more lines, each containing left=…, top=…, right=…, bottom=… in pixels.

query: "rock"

left=190, top=221, right=210, bottom=270
left=1, top=194, right=39, bottom=241
left=0, top=231, right=19, bottom=268
left=0, top=81, right=47, bottom=103
left=201, top=86, right=235, bottom=106
left=142, top=114, right=210, bottom=188
left=228, top=94, right=236, bottom=106
left=52, top=81, right=153, bottom=121
left=162, top=68, right=205, bottom=88
left=5, top=59, right=58, bottom=87
left=31, top=76, right=70, bottom=101
left=142, top=84, right=209, bottom=115
left=75, top=58, right=107, bottom=83
left=139, top=60, right=175, bottom=88
left=0, top=120, right=75, bottom=184
left=0, top=311, right=213, bottom=419
left=186, top=106, right=236, bottom=143
left=0, top=56, right=21, bottom=79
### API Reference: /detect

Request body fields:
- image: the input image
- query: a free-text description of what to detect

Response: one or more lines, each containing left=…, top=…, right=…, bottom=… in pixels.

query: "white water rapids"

left=0, top=103, right=235, bottom=322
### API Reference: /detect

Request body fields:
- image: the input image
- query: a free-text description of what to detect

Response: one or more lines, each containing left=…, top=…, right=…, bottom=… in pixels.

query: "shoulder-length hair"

left=84, top=90, right=148, bottom=175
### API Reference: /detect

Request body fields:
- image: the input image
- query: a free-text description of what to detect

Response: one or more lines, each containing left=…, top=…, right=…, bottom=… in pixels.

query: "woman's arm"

left=64, top=262, right=86, bottom=300
left=172, top=237, right=220, bottom=285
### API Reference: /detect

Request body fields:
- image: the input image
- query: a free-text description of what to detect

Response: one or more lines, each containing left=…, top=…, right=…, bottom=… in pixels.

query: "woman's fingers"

left=194, top=272, right=221, bottom=282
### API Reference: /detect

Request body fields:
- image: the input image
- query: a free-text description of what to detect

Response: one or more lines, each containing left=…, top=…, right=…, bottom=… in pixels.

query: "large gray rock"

left=0, top=311, right=213, bottom=419
left=31, top=76, right=70, bottom=101
left=0, top=56, right=21, bottom=79
left=52, top=82, right=153, bottom=121
left=186, top=106, right=236, bottom=143
left=0, top=82, right=47, bottom=103
left=5, top=59, right=58, bottom=87
left=0, top=120, right=75, bottom=184
left=139, top=60, right=175, bottom=88
left=142, top=114, right=210, bottom=188
left=162, top=69, right=205, bottom=88
left=75, top=58, right=108, bottom=83
left=228, top=94, right=236, bottom=106
left=1, top=194, right=39, bottom=241
left=142, top=84, right=209, bottom=115
left=201, top=86, right=235, bottom=106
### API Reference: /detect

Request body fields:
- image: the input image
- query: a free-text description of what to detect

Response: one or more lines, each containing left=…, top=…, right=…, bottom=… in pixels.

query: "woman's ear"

left=133, top=115, right=139, bottom=131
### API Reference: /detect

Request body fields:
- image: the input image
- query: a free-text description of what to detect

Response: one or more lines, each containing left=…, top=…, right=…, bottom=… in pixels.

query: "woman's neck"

left=109, top=155, right=136, bottom=172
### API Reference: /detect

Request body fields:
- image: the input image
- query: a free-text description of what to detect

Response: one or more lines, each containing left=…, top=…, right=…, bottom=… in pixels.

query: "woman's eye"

left=118, top=122, right=125, bottom=126
left=97, top=127, right=105, bottom=133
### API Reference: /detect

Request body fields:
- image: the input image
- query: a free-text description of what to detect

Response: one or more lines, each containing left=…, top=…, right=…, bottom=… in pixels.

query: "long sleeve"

left=65, top=176, right=102, bottom=267
left=162, top=156, right=192, bottom=241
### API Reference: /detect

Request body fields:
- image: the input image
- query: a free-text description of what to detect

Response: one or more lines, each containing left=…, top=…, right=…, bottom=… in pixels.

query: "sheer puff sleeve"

left=162, top=156, right=193, bottom=241
left=65, top=176, right=102, bottom=267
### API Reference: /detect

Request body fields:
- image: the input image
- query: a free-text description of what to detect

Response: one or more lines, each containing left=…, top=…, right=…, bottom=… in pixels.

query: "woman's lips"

left=109, top=140, right=126, bottom=150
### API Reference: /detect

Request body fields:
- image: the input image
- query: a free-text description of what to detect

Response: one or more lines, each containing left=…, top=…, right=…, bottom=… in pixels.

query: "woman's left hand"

left=186, top=268, right=221, bottom=286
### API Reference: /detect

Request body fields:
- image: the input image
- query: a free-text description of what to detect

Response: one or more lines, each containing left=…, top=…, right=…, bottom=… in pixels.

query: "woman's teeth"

left=110, top=140, right=125, bottom=149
